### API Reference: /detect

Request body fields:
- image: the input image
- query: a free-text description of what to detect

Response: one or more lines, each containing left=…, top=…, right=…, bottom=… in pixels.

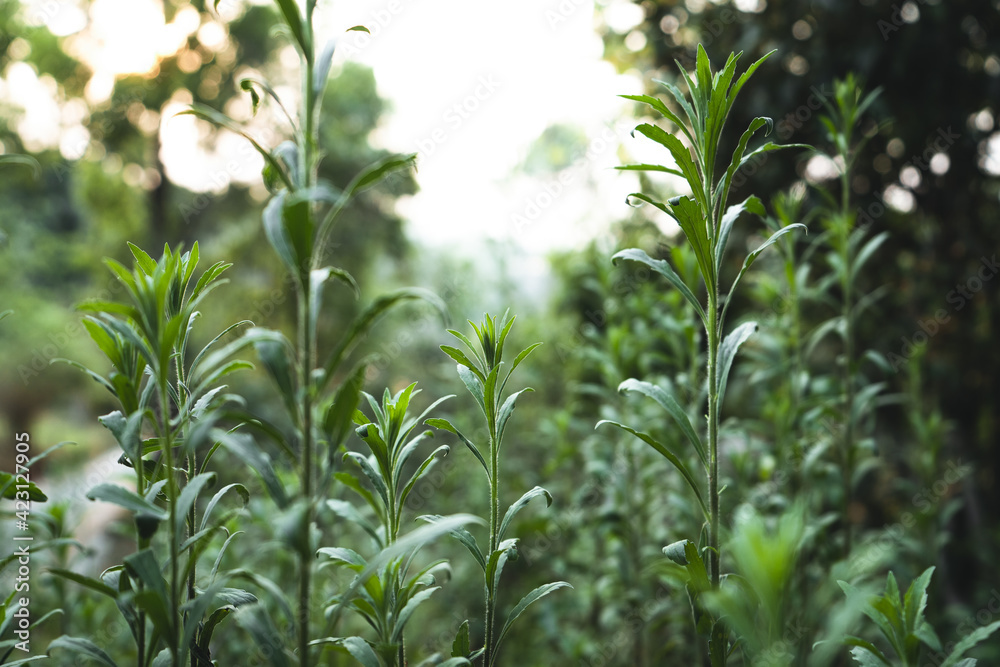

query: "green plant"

left=50, top=243, right=257, bottom=667
left=839, top=567, right=1000, bottom=666
left=602, top=45, right=807, bottom=665
left=0, top=445, right=73, bottom=666
left=187, top=3, right=468, bottom=665
left=317, top=383, right=464, bottom=666
left=701, top=504, right=805, bottom=666
left=425, top=312, right=570, bottom=666
left=807, top=74, right=887, bottom=557
left=0, top=153, right=40, bottom=299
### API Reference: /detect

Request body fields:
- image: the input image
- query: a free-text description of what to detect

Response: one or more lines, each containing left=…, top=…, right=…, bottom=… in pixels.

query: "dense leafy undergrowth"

left=1, top=2, right=997, bottom=667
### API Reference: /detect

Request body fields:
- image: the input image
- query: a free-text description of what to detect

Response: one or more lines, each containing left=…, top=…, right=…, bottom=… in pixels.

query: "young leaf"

left=939, top=620, right=1000, bottom=667
left=715, top=195, right=765, bottom=275
left=48, top=636, right=122, bottom=667
left=498, top=486, right=552, bottom=542
left=86, top=484, right=167, bottom=520
left=596, top=420, right=708, bottom=519
left=234, top=603, right=291, bottom=667
left=424, top=418, right=490, bottom=481
left=717, top=321, right=758, bottom=404
left=612, top=248, right=707, bottom=325
left=390, top=586, right=441, bottom=643
left=493, top=582, right=572, bottom=659
left=452, top=620, right=471, bottom=658
left=496, top=387, right=532, bottom=446
left=47, top=569, right=119, bottom=600
left=273, top=0, right=309, bottom=55
left=417, top=514, right=487, bottom=573
left=618, top=378, right=707, bottom=466
left=178, top=106, right=293, bottom=190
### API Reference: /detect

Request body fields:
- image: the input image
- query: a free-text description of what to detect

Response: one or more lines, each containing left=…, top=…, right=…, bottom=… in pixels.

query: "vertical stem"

left=177, top=344, right=197, bottom=667
left=706, top=296, right=720, bottom=590
left=298, top=284, right=314, bottom=667
left=840, top=170, right=855, bottom=558
left=188, top=454, right=197, bottom=667
left=484, top=428, right=499, bottom=667
left=136, top=436, right=149, bottom=667
left=298, top=30, right=317, bottom=667
left=160, top=376, right=180, bottom=664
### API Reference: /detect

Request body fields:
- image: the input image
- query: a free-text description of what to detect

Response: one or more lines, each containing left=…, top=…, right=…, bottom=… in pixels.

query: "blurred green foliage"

left=0, top=0, right=998, bottom=665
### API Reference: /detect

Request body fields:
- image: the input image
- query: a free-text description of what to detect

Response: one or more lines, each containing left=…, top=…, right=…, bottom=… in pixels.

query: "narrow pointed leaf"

left=618, top=378, right=707, bottom=466
left=499, top=486, right=552, bottom=542
left=612, top=248, right=706, bottom=325
left=86, top=484, right=167, bottom=520
left=425, top=418, right=490, bottom=481
left=718, top=321, right=758, bottom=403
left=596, top=420, right=708, bottom=519
left=715, top=196, right=765, bottom=275
left=939, top=620, right=1000, bottom=667
left=48, top=636, right=121, bottom=667
left=178, top=106, right=292, bottom=190
left=494, top=582, right=572, bottom=654
left=418, top=514, right=486, bottom=572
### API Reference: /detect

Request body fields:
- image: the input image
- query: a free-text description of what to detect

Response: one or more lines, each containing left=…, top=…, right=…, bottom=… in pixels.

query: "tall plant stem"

left=298, top=284, right=314, bottom=667
left=135, top=420, right=149, bottom=667
left=297, top=36, right=318, bottom=667
left=484, top=429, right=499, bottom=666
left=177, top=357, right=198, bottom=667
left=159, top=375, right=180, bottom=664
left=839, top=170, right=855, bottom=558
left=137, top=533, right=149, bottom=667
left=706, top=293, right=721, bottom=590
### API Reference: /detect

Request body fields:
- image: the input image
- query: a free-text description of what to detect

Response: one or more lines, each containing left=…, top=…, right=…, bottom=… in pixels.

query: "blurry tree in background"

left=590, top=0, right=999, bottom=628
left=1, top=0, right=1000, bottom=664
left=0, top=0, right=415, bottom=449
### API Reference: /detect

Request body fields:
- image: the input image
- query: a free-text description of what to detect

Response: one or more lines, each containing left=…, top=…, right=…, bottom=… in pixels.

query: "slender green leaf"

left=498, top=485, right=552, bottom=542
left=718, top=321, right=758, bottom=404
left=596, top=420, right=708, bottom=519
left=715, top=195, right=765, bottom=275
left=178, top=106, right=292, bottom=190
left=940, top=620, right=1000, bottom=667
left=425, top=418, right=489, bottom=481
left=494, top=582, right=572, bottom=657
left=86, top=484, right=167, bottom=520
left=618, top=378, right=707, bottom=466
left=47, top=569, right=118, bottom=599
left=452, top=620, right=471, bottom=658
left=612, top=248, right=707, bottom=325
left=417, top=514, right=486, bottom=572
left=48, top=636, right=121, bottom=667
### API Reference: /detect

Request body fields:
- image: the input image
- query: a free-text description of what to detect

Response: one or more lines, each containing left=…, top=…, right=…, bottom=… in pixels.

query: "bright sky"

left=6, top=0, right=655, bottom=264
left=2, top=0, right=990, bottom=267
left=316, top=0, right=644, bottom=254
